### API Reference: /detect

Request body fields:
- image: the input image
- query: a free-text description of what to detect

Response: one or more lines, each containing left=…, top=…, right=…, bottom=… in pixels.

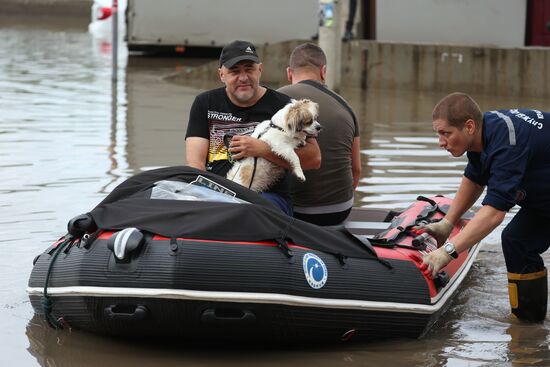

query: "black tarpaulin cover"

left=88, top=166, right=377, bottom=260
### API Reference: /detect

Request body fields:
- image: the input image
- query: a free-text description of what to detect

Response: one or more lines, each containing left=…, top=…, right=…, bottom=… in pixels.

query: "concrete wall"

left=376, top=0, right=527, bottom=48
left=170, top=40, right=550, bottom=98
left=358, top=41, right=550, bottom=98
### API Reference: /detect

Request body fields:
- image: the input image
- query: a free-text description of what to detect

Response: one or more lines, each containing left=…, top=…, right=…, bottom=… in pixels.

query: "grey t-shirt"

left=278, top=80, right=359, bottom=211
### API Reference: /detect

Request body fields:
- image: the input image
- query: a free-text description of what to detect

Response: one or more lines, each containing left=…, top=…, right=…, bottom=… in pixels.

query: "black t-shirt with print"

left=186, top=87, right=291, bottom=195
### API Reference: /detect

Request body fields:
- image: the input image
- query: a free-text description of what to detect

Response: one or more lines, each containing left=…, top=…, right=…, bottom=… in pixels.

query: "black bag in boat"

left=86, top=166, right=377, bottom=260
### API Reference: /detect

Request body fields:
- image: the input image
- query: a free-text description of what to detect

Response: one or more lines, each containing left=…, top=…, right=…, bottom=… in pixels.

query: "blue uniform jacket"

left=464, top=109, right=550, bottom=216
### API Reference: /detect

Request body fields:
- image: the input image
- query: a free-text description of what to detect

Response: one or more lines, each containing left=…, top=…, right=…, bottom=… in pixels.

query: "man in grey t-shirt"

left=278, top=43, right=361, bottom=226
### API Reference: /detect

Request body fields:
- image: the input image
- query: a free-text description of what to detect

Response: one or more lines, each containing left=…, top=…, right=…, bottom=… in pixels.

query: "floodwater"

left=1, top=15, right=550, bottom=367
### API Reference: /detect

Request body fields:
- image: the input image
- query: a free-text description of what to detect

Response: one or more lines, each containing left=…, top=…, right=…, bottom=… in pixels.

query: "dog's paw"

left=295, top=171, right=306, bottom=182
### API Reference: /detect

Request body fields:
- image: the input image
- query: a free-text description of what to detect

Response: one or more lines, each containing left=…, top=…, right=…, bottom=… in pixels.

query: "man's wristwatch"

left=443, top=241, right=459, bottom=259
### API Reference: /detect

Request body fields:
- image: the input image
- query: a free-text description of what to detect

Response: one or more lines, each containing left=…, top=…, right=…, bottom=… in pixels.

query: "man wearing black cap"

left=185, top=40, right=321, bottom=214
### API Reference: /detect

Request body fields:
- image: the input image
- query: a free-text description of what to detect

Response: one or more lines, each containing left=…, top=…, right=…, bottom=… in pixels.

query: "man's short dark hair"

left=432, top=92, right=483, bottom=128
left=289, top=43, right=327, bottom=69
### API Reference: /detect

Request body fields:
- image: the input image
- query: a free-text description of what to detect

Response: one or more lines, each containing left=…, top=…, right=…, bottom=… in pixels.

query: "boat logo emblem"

left=303, top=253, right=327, bottom=289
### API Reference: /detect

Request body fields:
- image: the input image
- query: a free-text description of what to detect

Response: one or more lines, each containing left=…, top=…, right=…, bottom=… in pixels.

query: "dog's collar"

left=269, top=121, right=285, bottom=133
left=257, top=120, right=285, bottom=139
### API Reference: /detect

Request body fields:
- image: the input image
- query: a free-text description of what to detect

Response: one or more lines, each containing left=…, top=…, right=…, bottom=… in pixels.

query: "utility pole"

left=112, top=0, right=119, bottom=82
left=318, top=0, right=342, bottom=91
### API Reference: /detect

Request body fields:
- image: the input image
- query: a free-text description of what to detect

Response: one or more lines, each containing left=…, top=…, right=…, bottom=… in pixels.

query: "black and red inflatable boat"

left=27, top=166, right=479, bottom=343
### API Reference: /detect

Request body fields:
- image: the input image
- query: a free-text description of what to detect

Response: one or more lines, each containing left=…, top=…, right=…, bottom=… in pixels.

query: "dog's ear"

left=287, top=100, right=314, bottom=132
left=295, top=119, right=304, bottom=132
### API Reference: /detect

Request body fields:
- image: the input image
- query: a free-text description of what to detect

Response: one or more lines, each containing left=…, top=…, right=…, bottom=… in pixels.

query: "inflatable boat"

left=27, top=166, right=479, bottom=343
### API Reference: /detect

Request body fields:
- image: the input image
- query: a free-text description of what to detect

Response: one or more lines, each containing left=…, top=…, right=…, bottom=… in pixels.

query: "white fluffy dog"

left=226, top=99, right=321, bottom=192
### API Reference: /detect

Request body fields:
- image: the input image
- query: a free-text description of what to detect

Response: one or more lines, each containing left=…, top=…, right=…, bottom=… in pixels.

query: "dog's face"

left=273, top=99, right=321, bottom=138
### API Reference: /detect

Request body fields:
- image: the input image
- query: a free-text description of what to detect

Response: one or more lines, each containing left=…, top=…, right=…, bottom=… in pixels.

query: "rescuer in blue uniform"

left=418, top=92, right=550, bottom=322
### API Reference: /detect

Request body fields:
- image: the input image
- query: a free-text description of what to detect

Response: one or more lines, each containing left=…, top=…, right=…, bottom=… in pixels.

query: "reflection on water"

left=125, top=57, right=207, bottom=171
left=1, top=15, right=549, bottom=367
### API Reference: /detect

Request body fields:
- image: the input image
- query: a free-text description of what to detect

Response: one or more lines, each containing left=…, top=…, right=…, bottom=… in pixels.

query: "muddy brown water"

left=1, top=15, right=549, bottom=367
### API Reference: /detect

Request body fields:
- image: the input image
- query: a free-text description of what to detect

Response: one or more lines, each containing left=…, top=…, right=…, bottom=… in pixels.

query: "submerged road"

left=1, top=14, right=549, bottom=367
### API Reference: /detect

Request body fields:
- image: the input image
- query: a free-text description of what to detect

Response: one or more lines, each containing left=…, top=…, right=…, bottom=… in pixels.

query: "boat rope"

left=41, top=235, right=74, bottom=329
left=335, top=253, right=348, bottom=268
left=275, top=217, right=296, bottom=261
left=377, top=257, right=394, bottom=270
left=275, top=238, right=294, bottom=260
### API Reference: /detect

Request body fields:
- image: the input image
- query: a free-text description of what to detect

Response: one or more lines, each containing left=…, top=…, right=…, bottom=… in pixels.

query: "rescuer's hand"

left=414, top=218, right=454, bottom=247
left=422, top=246, right=453, bottom=277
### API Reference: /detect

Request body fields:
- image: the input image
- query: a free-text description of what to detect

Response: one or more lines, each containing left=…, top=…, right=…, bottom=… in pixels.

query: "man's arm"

left=296, top=138, right=321, bottom=169
left=351, top=136, right=361, bottom=189
left=452, top=204, right=506, bottom=254
left=228, top=136, right=321, bottom=170
left=421, top=177, right=502, bottom=276
left=185, top=137, right=209, bottom=171
left=421, top=203, right=505, bottom=277
left=416, top=175, right=485, bottom=246
left=445, top=176, right=486, bottom=225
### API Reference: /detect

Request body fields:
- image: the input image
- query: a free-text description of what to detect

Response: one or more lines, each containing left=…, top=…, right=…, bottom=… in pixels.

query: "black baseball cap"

left=219, top=40, right=261, bottom=68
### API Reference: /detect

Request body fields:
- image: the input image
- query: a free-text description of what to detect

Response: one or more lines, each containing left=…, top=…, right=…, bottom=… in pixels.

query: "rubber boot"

left=507, top=268, right=548, bottom=322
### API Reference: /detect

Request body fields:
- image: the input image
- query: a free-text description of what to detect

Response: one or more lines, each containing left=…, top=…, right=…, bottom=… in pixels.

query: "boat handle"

left=104, top=304, right=149, bottom=321
left=434, top=271, right=450, bottom=289
left=201, top=308, right=256, bottom=324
